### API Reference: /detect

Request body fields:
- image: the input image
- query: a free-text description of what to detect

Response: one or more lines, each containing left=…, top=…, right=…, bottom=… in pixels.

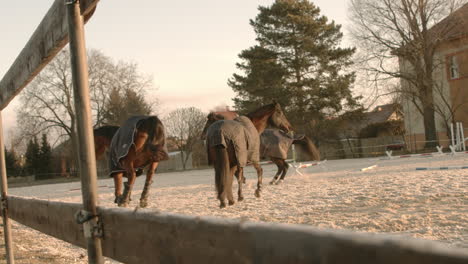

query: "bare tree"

left=163, top=107, right=206, bottom=170
left=17, top=49, right=156, bottom=169
left=349, top=0, right=465, bottom=148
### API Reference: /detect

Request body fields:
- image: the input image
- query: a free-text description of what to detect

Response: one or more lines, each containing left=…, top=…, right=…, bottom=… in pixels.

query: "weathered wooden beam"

left=0, top=0, right=98, bottom=110
left=0, top=112, right=15, bottom=264
left=8, top=196, right=468, bottom=264
left=66, top=1, right=103, bottom=263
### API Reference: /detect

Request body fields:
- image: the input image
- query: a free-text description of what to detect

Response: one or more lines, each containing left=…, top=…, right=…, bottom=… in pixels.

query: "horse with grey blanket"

left=203, top=113, right=320, bottom=185
left=204, top=102, right=292, bottom=208
left=108, top=115, right=169, bottom=207
left=260, top=129, right=320, bottom=184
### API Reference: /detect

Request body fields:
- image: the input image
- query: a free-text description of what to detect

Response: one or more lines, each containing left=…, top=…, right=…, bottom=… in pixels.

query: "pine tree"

left=229, top=0, right=361, bottom=132
left=25, top=137, right=40, bottom=175
left=229, top=46, right=288, bottom=111
left=38, top=134, right=52, bottom=175
left=103, top=88, right=153, bottom=125
left=5, top=147, right=21, bottom=177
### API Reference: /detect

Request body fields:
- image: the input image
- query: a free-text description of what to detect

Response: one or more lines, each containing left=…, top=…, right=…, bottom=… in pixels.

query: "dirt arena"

left=2, top=153, right=467, bottom=263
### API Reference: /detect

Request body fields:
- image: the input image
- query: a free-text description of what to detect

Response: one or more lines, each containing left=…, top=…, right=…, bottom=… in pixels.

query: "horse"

left=260, top=129, right=320, bottom=184
left=205, top=102, right=292, bottom=208
left=108, top=116, right=169, bottom=207
left=202, top=114, right=320, bottom=185
left=93, top=125, right=144, bottom=177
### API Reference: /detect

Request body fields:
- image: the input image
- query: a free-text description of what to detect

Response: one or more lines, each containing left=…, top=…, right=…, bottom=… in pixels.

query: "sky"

left=0, top=0, right=350, bottom=145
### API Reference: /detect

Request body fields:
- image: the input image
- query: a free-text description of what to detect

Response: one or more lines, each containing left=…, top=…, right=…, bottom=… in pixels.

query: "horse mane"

left=246, top=103, right=276, bottom=119
left=93, top=125, right=120, bottom=140
left=141, top=116, right=165, bottom=147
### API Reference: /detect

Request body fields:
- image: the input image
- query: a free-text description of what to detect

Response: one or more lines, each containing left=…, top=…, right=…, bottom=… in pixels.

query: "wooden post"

left=0, top=111, right=15, bottom=264
left=66, top=1, right=103, bottom=263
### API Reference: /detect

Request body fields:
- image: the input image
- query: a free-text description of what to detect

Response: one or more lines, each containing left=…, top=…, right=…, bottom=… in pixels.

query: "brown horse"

left=203, top=115, right=320, bottom=185
left=205, top=102, right=292, bottom=208
left=108, top=116, right=169, bottom=207
left=260, top=129, right=320, bottom=184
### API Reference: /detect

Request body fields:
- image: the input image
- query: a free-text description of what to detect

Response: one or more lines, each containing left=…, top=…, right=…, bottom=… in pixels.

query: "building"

left=338, top=104, right=403, bottom=139
left=400, top=4, right=468, bottom=151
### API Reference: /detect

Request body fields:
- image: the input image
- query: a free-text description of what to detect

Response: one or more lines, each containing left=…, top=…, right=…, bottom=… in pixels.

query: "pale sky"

left=0, top=0, right=350, bottom=144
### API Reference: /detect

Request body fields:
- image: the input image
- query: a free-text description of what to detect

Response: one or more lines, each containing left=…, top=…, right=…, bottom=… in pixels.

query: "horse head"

left=141, top=116, right=169, bottom=162
left=268, top=102, right=292, bottom=133
left=200, top=112, right=227, bottom=139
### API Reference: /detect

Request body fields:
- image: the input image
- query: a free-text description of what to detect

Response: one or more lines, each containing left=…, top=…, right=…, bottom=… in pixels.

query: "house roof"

left=212, top=110, right=238, bottom=120
left=337, top=103, right=402, bottom=138
left=365, top=104, right=401, bottom=124
left=429, top=3, right=468, bottom=42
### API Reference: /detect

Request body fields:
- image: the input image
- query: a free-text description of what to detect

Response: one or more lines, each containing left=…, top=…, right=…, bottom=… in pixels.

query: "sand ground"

left=1, top=153, right=467, bottom=263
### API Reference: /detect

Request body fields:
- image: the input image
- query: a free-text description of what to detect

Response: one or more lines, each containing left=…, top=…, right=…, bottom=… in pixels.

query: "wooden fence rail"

left=0, top=0, right=98, bottom=110
left=8, top=196, right=468, bottom=264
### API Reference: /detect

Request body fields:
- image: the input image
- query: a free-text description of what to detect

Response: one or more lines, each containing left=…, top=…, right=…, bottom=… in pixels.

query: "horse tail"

left=214, top=146, right=230, bottom=201
left=293, top=136, right=320, bottom=161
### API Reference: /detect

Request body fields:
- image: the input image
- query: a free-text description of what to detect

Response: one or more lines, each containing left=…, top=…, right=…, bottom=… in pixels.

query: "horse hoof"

left=255, top=189, right=261, bottom=198
left=140, top=200, right=148, bottom=208
left=269, top=181, right=276, bottom=185
left=228, top=200, right=235, bottom=206
left=219, top=203, right=226, bottom=209
left=238, top=196, right=244, bottom=202
left=275, top=180, right=284, bottom=185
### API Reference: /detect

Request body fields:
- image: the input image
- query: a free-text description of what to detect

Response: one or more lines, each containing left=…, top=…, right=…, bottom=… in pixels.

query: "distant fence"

left=8, top=196, right=468, bottom=264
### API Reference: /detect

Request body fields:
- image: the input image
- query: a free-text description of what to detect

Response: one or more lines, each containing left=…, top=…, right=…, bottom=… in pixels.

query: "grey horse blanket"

left=260, top=129, right=300, bottom=160
left=206, top=116, right=259, bottom=167
left=109, top=116, right=168, bottom=175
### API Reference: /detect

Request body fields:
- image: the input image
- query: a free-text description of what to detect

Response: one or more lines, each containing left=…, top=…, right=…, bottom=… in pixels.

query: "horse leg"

left=118, top=156, right=136, bottom=207
left=253, top=162, right=263, bottom=198
left=270, top=158, right=282, bottom=185
left=226, top=165, right=236, bottom=206
left=113, top=172, right=123, bottom=204
left=235, top=167, right=244, bottom=201
left=276, top=159, right=290, bottom=185
left=140, top=162, right=159, bottom=208
left=213, top=146, right=228, bottom=208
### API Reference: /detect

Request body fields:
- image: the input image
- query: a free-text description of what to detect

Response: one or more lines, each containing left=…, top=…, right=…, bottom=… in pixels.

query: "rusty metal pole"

left=65, top=1, right=103, bottom=263
left=0, top=111, right=15, bottom=264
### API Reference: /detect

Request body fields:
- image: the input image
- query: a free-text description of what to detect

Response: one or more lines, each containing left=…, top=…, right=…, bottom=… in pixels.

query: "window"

left=449, top=56, right=459, bottom=79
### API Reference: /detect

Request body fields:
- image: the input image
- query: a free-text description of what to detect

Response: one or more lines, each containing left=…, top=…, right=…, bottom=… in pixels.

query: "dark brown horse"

left=107, top=116, right=169, bottom=207
left=260, top=129, right=320, bottom=184
left=205, top=102, right=292, bottom=208
left=203, top=115, right=320, bottom=185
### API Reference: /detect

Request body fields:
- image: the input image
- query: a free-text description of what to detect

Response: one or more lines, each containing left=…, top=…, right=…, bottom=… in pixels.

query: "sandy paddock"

left=2, top=153, right=467, bottom=263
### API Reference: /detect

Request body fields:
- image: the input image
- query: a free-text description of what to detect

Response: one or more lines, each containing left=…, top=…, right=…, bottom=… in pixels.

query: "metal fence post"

left=0, top=111, right=15, bottom=264
left=66, top=0, right=103, bottom=263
